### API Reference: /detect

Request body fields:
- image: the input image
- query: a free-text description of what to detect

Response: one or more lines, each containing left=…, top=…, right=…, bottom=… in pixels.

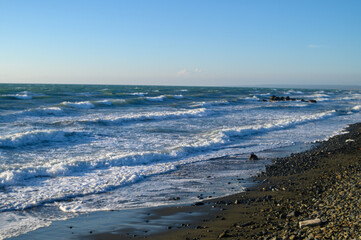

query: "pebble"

left=218, top=123, right=361, bottom=240
left=299, top=218, right=321, bottom=228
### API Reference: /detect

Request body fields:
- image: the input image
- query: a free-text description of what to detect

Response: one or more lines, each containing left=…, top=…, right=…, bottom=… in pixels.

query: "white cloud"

left=177, top=69, right=188, bottom=76
left=177, top=68, right=203, bottom=76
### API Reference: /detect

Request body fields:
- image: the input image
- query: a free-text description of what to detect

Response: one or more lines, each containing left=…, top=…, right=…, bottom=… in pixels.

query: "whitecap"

left=0, top=212, right=53, bottom=240
left=0, top=130, right=77, bottom=148
left=96, top=100, right=113, bottom=106
left=61, top=101, right=95, bottom=109
left=145, top=95, right=166, bottom=102
left=128, top=92, right=148, bottom=96
left=28, top=107, right=63, bottom=116
left=352, top=105, right=361, bottom=111
left=172, top=95, right=184, bottom=99
left=244, top=96, right=260, bottom=101
left=190, top=100, right=229, bottom=108
left=88, top=108, right=209, bottom=125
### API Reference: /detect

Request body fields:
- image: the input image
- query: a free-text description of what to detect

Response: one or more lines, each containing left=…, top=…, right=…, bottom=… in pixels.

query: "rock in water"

left=249, top=153, right=259, bottom=160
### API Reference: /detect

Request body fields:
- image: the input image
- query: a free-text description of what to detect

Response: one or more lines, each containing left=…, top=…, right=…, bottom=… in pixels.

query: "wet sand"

left=84, top=122, right=361, bottom=240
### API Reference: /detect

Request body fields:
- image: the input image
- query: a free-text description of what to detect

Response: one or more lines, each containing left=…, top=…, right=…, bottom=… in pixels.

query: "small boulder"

left=249, top=153, right=259, bottom=160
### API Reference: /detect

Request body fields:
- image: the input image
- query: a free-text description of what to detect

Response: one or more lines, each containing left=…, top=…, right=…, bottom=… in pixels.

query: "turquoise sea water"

left=1, top=84, right=361, bottom=239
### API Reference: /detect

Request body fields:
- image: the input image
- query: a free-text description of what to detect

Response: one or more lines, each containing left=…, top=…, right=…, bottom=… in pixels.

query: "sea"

left=1, top=84, right=361, bottom=239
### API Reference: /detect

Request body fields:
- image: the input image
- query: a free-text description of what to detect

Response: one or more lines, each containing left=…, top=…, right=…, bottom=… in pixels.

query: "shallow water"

left=1, top=84, right=361, bottom=239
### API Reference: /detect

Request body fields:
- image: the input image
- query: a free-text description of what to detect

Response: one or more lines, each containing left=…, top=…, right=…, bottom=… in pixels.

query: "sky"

left=0, top=0, right=360, bottom=86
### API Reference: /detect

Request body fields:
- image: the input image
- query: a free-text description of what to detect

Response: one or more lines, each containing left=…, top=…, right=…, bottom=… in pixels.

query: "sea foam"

left=145, top=95, right=166, bottom=101
left=0, top=130, right=77, bottom=148
left=86, top=108, right=209, bottom=125
left=61, top=101, right=95, bottom=109
left=352, top=105, right=361, bottom=111
left=215, top=110, right=337, bottom=144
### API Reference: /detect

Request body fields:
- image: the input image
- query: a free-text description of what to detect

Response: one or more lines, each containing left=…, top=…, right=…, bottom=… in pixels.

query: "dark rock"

left=269, top=95, right=296, bottom=102
left=287, top=210, right=301, bottom=218
left=249, top=152, right=259, bottom=160
left=170, top=196, right=180, bottom=200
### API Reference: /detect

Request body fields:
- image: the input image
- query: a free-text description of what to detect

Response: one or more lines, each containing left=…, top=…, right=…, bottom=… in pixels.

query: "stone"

left=218, top=231, right=229, bottom=238
left=287, top=210, right=300, bottom=218
left=249, top=153, right=259, bottom=160
left=299, top=218, right=321, bottom=228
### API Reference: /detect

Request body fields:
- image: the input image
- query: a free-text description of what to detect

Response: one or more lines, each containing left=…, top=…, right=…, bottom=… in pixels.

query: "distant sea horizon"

left=1, top=82, right=361, bottom=90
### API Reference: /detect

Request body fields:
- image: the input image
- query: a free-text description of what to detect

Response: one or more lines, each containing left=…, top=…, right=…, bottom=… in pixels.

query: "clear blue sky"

left=0, top=0, right=360, bottom=86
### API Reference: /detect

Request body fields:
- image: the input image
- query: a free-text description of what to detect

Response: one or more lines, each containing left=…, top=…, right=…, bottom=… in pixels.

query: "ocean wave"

left=2, top=91, right=46, bottom=100
left=61, top=101, right=95, bottom=109
left=143, top=95, right=184, bottom=102
left=60, top=96, right=181, bottom=110
left=312, top=93, right=330, bottom=98
left=244, top=96, right=260, bottom=101
left=217, top=110, right=337, bottom=141
left=352, top=105, right=361, bottom=111
left=27, top=107, right=64, bottom=115
left=0, top=158, right=177, bottom=212
left=314, top=98, right=330, bottom=102
left=12, top=94, right=32, bottom=100
left=60, top=99, right=126, bottom=109
left=128, top=92, right=148, bottom=96
left=257, top=93, right=271, bottom=97
left=342, top=94, right=361, bottom=101
left=3, top=92, right=31, bottom=100
left=0, top=130, right=78, bottom=148
left=87, top=108, right=209, bottom=125
left=95, top=99, right=126, bottom=106
left=0, top=150, right=177, bottom=190
left=284, top=90, right=304, bottom=94
left=145, top=95, right=166, bottom=101
left=263, top=102, right=311, bottom=109
left=0, top=212, right=53, bottom=239
left=0, top=110, right=339, bottom=212
left=2, top=110, right=337, bottom=184
left=301, top=94, right=330, bottom=102
left=175, top=110, right=338, bottom=155
left=96, top=100, right=114, bottom=105
left=169, top=94, right=184, bottom=99
left=0, top=107, right=64, bottom=122
left=190, top=100, right=229, bottom=108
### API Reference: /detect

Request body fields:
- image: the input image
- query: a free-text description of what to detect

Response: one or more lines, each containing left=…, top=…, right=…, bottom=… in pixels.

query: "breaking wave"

left=0, top=130, right=79, bottom=148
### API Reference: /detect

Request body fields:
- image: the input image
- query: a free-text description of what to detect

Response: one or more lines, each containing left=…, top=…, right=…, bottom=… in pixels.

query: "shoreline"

left=85, top=122, right=361, bottom=240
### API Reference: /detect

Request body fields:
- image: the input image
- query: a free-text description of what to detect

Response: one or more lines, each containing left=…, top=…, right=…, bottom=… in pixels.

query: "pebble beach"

left=87, top=122, right=361, bottom=240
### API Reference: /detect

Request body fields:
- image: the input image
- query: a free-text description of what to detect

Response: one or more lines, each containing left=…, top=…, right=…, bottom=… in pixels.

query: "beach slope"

left=88, top=122, right=361, bottom=240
